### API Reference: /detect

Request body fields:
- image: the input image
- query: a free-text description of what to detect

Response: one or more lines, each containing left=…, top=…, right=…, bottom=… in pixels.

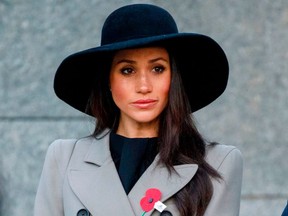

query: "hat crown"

left=101, top=4, right=178, bottom=45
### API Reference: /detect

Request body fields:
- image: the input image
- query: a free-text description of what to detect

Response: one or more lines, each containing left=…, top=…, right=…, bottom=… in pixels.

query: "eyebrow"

left=115, top=57, right=169, bottom=65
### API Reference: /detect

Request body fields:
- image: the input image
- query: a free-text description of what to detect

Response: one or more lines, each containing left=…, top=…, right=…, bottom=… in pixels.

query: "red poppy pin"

left=140, top=188, right=162, bottom=213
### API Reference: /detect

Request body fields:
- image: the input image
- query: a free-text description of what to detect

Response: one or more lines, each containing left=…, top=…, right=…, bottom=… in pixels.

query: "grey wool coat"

left=34, top=130, right=243, bottom=216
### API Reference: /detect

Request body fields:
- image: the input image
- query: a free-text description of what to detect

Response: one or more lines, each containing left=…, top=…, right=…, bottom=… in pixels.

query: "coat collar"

left=83, top=129, right=111, bottom=165
left=67, top=131, right=198, bottom=215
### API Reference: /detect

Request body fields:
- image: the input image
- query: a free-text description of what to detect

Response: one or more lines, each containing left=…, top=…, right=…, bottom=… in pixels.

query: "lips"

left=131, top=99, right=157, bottom=109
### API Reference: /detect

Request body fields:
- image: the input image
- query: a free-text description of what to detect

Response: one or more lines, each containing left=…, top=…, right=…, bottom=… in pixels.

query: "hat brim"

left=54, top=33, right=229, bottom=115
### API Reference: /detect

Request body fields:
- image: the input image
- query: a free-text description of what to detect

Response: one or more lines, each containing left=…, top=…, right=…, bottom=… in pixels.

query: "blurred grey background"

left=0, top=0, right=287, bottom=215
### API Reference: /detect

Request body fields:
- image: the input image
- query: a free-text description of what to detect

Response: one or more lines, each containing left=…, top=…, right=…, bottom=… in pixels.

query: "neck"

left=116, top=121, right=158, bottom=138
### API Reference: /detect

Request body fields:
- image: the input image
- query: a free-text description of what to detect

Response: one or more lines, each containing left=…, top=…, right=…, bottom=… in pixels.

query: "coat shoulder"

left=205, top=143, right=243, bottom=170
left=45, top=139, right=78, bottom=173
left=48, top=136, right=94, bottom=156
left=46, top=137, right=93, bottom=173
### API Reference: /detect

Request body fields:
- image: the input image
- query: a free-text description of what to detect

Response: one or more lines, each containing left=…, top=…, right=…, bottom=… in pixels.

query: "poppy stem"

left=141, top=212, right=147, bottom=216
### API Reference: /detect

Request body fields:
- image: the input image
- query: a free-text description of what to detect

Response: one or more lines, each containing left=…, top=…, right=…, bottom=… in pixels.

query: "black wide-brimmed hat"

left=54, top=3, right=229, bottom=115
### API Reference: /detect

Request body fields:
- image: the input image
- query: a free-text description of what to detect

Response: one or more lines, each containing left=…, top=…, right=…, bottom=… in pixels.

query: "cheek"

left=111, top=85, right=124, bottom=100
left=110, top=79, right=130, bottom=105
left=160, top=76, right=171, bottom=98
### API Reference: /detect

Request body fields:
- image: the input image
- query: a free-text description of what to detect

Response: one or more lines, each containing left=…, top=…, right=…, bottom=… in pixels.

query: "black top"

left=109, top=132, right=158, bottom=194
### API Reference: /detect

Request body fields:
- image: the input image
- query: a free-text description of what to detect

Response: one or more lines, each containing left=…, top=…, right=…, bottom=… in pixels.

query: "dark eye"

left=120, top=67, right=134, bottom=75
left=153, top=66, right=165, bottom=73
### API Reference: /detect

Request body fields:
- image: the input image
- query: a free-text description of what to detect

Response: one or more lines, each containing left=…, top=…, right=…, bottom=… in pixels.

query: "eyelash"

left=120, top=67, right=133, bottom=75
left=153, top=66, right=165, bottom=73
left=120, top=66, right=165, bottom=75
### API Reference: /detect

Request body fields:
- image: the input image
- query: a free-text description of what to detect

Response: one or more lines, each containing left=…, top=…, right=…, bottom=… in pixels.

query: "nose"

left=136, top=71, right=152, bottom=93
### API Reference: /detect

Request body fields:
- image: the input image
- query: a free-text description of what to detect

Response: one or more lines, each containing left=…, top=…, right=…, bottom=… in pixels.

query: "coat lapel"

left=129, top=156, right=198, bottom=215
left=67, top=132, right=136, bottom=215
left=68, top=161, right=136, bottom=215
left=67, top=132, right=198, bottom=216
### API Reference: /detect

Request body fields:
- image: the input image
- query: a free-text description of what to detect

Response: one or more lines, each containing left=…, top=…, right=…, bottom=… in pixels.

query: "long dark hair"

left=86, top=48, right=222, bottom=216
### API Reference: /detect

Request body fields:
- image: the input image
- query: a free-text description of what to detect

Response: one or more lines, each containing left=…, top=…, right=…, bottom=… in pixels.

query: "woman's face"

left=110, top=47, right=171, bottom=127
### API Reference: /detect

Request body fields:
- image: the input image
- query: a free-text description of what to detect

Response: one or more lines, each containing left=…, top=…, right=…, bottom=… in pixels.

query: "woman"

left=34, top=3, right=243, bottom=216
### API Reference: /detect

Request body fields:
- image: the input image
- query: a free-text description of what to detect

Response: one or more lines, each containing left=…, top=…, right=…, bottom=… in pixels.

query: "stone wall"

left=0, top=0, right=287, bottom=215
